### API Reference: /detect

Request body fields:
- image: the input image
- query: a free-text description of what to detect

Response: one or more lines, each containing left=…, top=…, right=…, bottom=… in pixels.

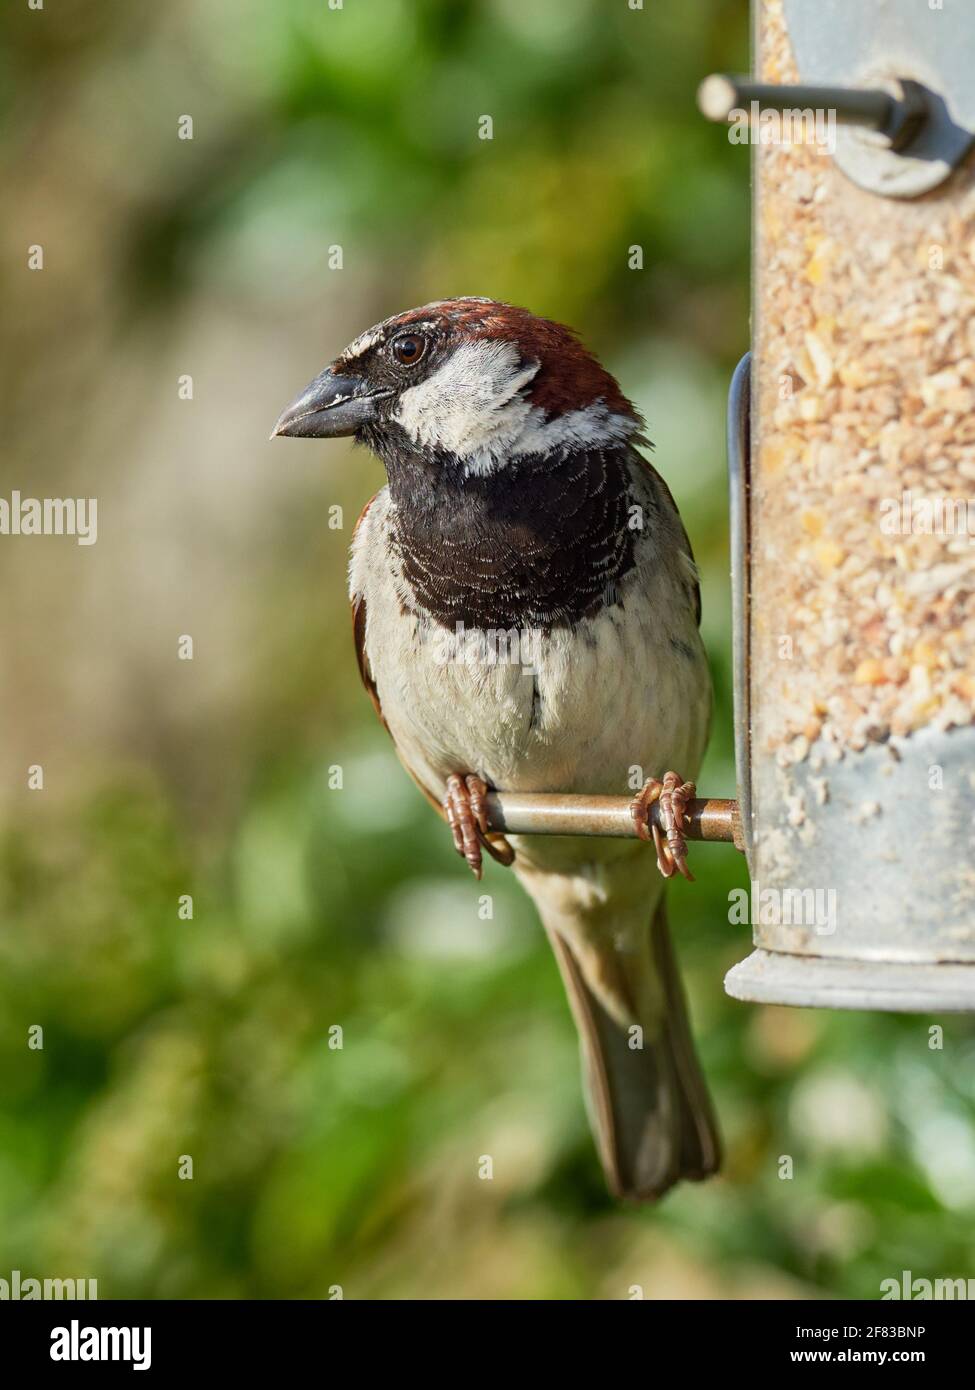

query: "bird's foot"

left=631, top=771, right=696, bottom=881
left=443, top=773, right=515, bottom=879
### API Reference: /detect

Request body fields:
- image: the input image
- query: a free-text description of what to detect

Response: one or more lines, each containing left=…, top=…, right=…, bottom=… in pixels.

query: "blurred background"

left=1, top=0, right=973, bottom=1300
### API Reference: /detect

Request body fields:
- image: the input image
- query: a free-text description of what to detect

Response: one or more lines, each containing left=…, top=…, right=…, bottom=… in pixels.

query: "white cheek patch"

left=393, top=340, right=540, bottom=474
left=392, top=339, right=641, bottom=473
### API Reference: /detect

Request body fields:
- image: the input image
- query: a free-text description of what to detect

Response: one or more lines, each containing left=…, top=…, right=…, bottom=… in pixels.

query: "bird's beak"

left=270, top=368, right=390, bottom=440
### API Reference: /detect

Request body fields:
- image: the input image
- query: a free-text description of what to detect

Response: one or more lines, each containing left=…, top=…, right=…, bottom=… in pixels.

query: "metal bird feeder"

left=709, top=0, right=975, bottom=1011
left=485, top=0, right=975, bottom=1016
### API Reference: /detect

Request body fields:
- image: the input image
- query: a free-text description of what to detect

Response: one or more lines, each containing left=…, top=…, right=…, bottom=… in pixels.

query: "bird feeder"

left=484, top=0, right=975, bottom=1016
left=709, top=0, right=975, bottom=1011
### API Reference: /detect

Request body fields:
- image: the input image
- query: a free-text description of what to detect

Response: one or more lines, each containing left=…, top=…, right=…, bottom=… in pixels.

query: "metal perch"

left=484, top=792, right=744, bottom=852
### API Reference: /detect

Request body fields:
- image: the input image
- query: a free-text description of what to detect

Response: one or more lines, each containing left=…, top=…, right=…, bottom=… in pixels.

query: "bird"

left=272, top=297, right=720, bottom=1201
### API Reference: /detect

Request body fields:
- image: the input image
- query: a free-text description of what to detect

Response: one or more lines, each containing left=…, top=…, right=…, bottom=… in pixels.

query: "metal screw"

left=698, top=74, right=929, bottom=152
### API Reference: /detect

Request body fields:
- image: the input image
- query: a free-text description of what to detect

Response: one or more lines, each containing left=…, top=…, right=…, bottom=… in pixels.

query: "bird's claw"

left=630, top=771, right=696, bottom=881
left=444, top=773, right=515, bottom=879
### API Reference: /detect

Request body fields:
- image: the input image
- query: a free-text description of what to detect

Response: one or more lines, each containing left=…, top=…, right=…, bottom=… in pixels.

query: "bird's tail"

left=546, top=897, right=721, bottom=1202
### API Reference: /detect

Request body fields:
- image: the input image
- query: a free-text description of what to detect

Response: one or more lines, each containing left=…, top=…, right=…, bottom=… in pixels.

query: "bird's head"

left=271, top=297, right=643, bottom=475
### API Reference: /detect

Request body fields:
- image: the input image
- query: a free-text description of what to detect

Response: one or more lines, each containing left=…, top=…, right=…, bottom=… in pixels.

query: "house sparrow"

left=272, top=298, right=719, bottom=1201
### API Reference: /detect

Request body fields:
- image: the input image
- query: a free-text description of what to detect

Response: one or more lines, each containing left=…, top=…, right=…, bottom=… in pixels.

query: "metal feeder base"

left=726, top=949, right=975, bottom=1014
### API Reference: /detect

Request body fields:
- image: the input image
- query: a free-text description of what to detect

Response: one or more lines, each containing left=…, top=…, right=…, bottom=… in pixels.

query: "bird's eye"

left=392, top=334, right=426, bottom=366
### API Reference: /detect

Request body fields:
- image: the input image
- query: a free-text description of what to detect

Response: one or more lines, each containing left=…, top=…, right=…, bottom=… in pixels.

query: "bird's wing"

left=630, top=445, right=702, bottom=627
left=350, top=494, right=445, bottom=818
